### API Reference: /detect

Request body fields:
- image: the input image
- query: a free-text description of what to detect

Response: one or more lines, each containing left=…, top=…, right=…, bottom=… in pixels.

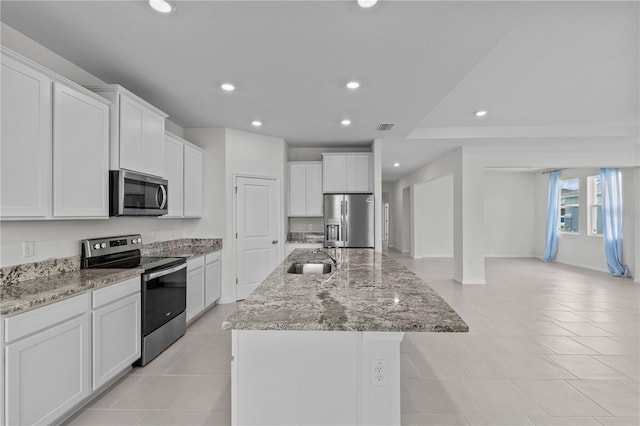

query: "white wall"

left=484, top=170, right=536, bottom=257
left=413, top=175, right=454, bottom=258
left=0, top=23, right=191, bottom=267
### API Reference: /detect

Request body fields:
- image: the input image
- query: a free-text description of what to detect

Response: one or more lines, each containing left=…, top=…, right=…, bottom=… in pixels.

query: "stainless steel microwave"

left=109, top=170, right=168, bottom=216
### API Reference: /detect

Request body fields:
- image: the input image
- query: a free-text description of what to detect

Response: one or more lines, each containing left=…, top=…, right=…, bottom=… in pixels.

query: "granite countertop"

left=223, top=249, right=468, bottom=333
left=286, top=232, right=324, bottom=244
left=0, top=268, right=143, bottom=316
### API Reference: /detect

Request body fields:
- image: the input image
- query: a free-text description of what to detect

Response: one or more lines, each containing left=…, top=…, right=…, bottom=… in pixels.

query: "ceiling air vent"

left=376, top=123, right=394, bottom=131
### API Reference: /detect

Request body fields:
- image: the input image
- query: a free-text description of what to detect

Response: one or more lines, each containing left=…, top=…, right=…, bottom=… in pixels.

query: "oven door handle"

left=142, top=262, right=187, bottom=281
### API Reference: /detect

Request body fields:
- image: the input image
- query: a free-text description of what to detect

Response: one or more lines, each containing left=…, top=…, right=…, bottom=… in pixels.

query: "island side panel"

left=231, top=329, right=403, bottom=426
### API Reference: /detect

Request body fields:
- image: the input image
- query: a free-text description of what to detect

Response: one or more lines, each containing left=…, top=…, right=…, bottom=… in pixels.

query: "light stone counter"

left=223, top=248, right=468, bottom=333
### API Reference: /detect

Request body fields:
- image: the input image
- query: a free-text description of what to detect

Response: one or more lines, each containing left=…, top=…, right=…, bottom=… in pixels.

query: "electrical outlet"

left=370, top=359, right=387, bottom=386
left=23, top=241, right=35, bottom=257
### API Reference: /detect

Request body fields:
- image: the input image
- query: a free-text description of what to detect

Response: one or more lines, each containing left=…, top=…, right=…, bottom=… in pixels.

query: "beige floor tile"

left=137, top=410, right=211, bottom=426
left=513, top=380, right=610, bottom=416
left=165, top=350, right=231, bottom=375
left=529, top=416, right=601, bottom=425
left=571, top=337, right=638, bottom=355
left=463, top=414, right=534, bottom=425
left=553, top=322, right=613, bottom=337
left=545, top=355, right=629, bottom=380
left=459, top=379, right=546, bottom=416
left=568, top=380, right=640, bottom=417
left=532, top=336, right=598, bottom=355
left=501, top=354, right=577, bottom=379
left=454, top=353, right=523, bottom=379
left=84, top=373, right=145, bottom=409
left=595, top=416, right=640, bottom=425
left=65, top=409, right=147, bottom=425
left=402, top=413, right=469, bottom=425
left=170, top=375, right=231, bottom=412
left=404, top=378, right=480, bottom=415
left=110, top=375, right=193, bottom=409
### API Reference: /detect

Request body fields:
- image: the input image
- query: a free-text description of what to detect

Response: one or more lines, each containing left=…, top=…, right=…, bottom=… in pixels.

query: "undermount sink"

left=287, top=262, right=333, bottom=275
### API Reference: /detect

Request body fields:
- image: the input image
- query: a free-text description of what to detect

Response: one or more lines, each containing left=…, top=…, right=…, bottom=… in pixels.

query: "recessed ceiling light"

left=393, top=162, right=400, bottom=167
left=474, top=110, right=488, bottom=117
left=341, top=119, right=352, bottom=126
left=357, top=0, right=378, bottom=8
left=220, top=83, right=235, bottom=92
left=346, top=81, right=360, bottom=90
left=251, top=120, right=262, bottom=127
left=149, top=0, right=173, bottom=14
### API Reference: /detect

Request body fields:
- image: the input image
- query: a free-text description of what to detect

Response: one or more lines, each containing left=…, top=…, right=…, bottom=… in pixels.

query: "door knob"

left=272, top=240, right=278, bottom=244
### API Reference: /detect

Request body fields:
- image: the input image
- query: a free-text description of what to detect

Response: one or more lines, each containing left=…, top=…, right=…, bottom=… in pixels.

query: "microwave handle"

left=156, top=185, right=167, bottom=209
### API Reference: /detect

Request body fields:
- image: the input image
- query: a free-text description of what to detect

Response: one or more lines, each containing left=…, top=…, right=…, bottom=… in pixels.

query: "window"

left=588, top=175, right=603, bottom=236
left=559, top=178, right=579, bottom=233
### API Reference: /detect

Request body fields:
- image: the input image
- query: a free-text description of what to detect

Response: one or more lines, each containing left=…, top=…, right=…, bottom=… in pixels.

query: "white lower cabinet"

left=186, top=257, right=206, bottom=323
left=205, top=252, right=222, bottom=306
left=4, top=294, right=91, bottom=426
left=2, top=278, right=142, bottom=426
left=186, top=252, right=222, bottom=323
left=92, top=277, right=141, bottom=390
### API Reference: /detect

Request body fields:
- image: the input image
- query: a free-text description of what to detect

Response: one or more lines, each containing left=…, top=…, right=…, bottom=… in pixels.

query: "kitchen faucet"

left=312, top=247, right=338, bottom=267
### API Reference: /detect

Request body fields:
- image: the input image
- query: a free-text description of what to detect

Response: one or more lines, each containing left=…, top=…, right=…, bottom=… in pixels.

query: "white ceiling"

left=1, top=1, right=638, bottom=182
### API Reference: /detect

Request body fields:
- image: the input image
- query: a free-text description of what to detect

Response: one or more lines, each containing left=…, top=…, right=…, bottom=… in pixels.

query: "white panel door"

left=5, top=313, right=91, bottom=426
left=53, top=82, right=109, bottom=217
left=236, top=176, right=279, bottom=300
left=92, top=293, right=141, bottom=390
left=184, top=144, right=203, bottom=217
left=288, top=163, right=306, bottom=216
left=141, top=111, right=164, bottom=177
left=0, top=54, right=52, bottom=217
left=305, top=162, right=324, bottom=216
left=164, top=134, right=184, bottom=217
left=119, top=95, right=144, bottom=173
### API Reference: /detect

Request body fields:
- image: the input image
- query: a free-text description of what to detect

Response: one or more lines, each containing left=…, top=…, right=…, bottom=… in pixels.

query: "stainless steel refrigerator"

left=324, top=194, right=374, bottom=248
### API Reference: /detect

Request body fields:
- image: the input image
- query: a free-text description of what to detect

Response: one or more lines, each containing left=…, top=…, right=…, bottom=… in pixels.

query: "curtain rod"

left=541, top=168, right=567, bottom=175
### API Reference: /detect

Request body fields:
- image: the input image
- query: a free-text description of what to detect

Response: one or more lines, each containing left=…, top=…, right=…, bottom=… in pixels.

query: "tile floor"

left=66, top=254, right=639, bottom=426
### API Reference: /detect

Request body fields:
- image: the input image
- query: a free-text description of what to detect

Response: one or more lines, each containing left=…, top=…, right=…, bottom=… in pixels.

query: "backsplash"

left=141, top=238, right=223, bottom=255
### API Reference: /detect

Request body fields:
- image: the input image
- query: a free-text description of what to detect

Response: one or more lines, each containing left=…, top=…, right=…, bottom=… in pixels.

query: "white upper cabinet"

left=1, top=50, right=52, bottom=218
left=88, top=85, right=168, bottom=178
left=322, top=153, right=372, bottom=193
left=53, top=82, right=109, bottom=217
left=164, top=132, right=185, bottom=217
left=1, top=48, right=110, bottom=220
left=288, top=162, right=323, bottom=217
left=183, top=142, right=203, bottom=218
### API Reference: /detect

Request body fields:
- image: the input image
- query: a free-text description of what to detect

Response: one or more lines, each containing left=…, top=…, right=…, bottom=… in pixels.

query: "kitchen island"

left=223, top=249, right=467, bottom=426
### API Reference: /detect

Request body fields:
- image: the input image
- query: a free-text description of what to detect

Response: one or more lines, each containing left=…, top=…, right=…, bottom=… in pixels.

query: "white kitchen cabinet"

left=53, top=82, right=109, bottom=217
left=164, top=132, right=185, bottom=217
left=322, top=153, right=372, bottom=193
left=186, top=257, right=206, bottom=323
left=88, top=85, right=168, bottom=178
left=183, top=143, right=204, bottom=218
left=285, top=242, right=323, bottom=257
left=288, top=162, right=323, bottom=217
left=1, top=49, right=52, bottom=218
left=205, top=252, right=222, bottom=306
left=92, top=277, right=141, bottom=390
left=4, top=293, right=91, bottom=426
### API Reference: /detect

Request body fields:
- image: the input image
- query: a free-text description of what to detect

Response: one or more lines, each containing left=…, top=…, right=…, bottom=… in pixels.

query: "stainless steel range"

left=81, top=234, right=187, bottom=366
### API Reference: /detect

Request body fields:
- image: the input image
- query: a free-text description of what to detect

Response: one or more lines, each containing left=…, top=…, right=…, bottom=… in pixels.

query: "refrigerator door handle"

left=343, top=200, right=348, bottom=244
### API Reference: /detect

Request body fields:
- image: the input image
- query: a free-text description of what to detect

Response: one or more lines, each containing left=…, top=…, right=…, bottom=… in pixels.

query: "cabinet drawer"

left=205, top=251, right=221, bottom=264
left=4, top=293, right=90, bottom=343
left=92, top=276, right=140, bottom=309
left=187, top=255, right=205, bottom=271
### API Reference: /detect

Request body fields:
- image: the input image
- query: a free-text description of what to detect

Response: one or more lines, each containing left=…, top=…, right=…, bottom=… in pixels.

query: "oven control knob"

left=100, top=243, right=107, bottom=249
left=137, top=238, right=142, bottom=243
left=93, top=243, right=100, bottom=250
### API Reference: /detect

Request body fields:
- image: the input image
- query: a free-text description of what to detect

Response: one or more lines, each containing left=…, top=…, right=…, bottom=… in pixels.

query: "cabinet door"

left=119, top=95, right=144, bottom=173
left=186, top=267, right=205, bottom=322
left=205, top=258, right=221, bottom=306
left=1, top=54, right=52, bottom=217
left=53, top=82, right=109, bottom=217
left=141, top=111, right=165, bottom=178
left=322, top=155, right=347, bottom=193
left=346, top=154, right=372, bottom=193
left=5, top=313, right=91, bottom=426
left=92, top=293, right=141, bottom=390
left=184, top=144, right=203, bottom=217
left=305, top=163, right=323, bottom=216
left=288, top=163, right=307, bottom=216
left=164, top=135, right=184, bottom=217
